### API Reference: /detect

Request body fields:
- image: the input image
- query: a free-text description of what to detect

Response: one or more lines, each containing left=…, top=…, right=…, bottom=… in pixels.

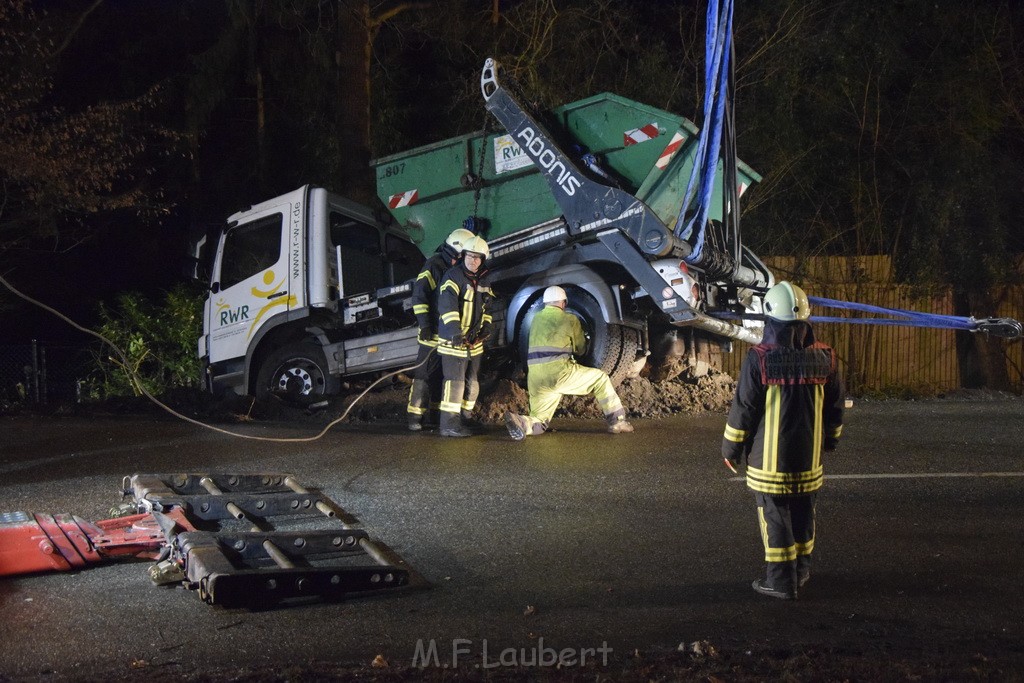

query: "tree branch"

left=369, top=2, right=429, bottom=32
left=47, top=0, right=104, bottom=59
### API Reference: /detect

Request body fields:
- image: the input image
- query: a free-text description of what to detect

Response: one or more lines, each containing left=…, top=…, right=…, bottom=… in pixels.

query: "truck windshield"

left=220, top=214, right=283, bottom=290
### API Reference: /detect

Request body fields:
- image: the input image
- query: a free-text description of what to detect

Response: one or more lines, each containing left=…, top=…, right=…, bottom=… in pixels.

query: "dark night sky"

left=2, top=213, right=191, bottom=345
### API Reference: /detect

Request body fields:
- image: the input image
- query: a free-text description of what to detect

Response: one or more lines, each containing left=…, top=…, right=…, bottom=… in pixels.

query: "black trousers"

left=406, top=342, right=441, bottom=418
left=754, top=491, right=816, bottom=590
left=440, top=353, right=482, bottom=415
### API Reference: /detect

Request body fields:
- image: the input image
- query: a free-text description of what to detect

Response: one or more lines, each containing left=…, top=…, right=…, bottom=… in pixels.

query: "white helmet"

left=763, top=281, right=810, bottom=321
left=462, top=234, right=490, bottom=260
left=443, top=228, right=475, bottom=259
left=542, top=285, right=567, bottom=304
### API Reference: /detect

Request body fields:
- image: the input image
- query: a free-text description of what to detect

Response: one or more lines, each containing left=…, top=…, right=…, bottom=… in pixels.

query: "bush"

left=84, top=283, right=204, bottom=399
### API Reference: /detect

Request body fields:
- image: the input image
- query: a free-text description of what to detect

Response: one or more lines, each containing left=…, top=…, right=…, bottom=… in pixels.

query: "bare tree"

left=0, top=0, right=170, bottom=252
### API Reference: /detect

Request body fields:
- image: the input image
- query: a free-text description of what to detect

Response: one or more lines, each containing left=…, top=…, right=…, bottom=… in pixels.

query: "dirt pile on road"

left=328, top=370, right=738, bottom=426
left=475, top=371, right=736, bottom=422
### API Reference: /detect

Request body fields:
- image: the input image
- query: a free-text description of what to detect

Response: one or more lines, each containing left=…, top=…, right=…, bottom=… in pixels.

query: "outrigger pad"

left=120, top=472, right=423, bottom=608
left=2, top=474, right=423, bottom=607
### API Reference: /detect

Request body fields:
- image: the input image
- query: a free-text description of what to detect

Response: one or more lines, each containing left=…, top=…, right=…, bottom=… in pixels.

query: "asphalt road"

left=1, top=398, right=1023, bottom=680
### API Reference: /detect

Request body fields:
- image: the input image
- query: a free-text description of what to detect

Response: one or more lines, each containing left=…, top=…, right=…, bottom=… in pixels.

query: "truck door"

left=207, top=207, right=292, bottom=364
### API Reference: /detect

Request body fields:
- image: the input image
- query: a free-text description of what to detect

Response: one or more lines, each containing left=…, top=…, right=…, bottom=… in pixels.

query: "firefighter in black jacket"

left=406, top=228, right=475, bottom=431
left=436, top=235, right=493, bottom=438
left=723, top=281, right=844, bottom=600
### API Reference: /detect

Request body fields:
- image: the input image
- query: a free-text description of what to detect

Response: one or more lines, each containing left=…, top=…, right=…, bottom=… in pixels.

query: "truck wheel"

left=255, top=343, right=340, bottom=401
left=621, top=327, right=647, bottom=381
left=568, top=292, right=648, bottom=387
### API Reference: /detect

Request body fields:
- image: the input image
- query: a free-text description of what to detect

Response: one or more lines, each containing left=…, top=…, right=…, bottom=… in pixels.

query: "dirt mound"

left=319, top=370, right=737, bottom=426
left=481, top=372, right=737, bottom=422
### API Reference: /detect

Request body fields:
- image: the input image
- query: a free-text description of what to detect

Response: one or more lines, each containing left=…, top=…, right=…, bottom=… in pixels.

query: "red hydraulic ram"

left=0, top=509, right=191, bottom=576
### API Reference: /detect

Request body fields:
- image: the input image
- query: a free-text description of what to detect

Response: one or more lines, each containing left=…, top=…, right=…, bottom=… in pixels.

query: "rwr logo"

left=219, top=305, right=250, bottom=326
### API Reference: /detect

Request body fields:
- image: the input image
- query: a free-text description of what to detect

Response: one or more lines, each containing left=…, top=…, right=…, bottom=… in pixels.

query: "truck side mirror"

left=185, top=234, right=210, bottom=281
left=182, top=255, right=209, bottom=282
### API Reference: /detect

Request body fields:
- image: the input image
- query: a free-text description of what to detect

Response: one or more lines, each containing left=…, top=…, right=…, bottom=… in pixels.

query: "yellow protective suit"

left=520, top=304, right=626, bottom=434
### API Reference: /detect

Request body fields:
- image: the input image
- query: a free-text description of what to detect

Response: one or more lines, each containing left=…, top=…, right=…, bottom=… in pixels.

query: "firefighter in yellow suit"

left=504, top=286, right=633, bottom=439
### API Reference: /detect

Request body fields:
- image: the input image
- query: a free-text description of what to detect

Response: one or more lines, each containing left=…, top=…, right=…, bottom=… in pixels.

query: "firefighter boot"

left=797, top=556, right=812, bottom=588
left=751, top=578, right=797, bottom=600
left=754, top=561, right=798, bottom=600
left=439, top=411, right=472, bottom=438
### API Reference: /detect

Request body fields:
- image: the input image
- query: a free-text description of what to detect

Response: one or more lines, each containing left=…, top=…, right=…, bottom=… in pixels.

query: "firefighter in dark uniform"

left=406, top=228, right=475, bottom=431
left=722, top=281, right=844, bottom=600
left=436, top=235, right=493, bottom=438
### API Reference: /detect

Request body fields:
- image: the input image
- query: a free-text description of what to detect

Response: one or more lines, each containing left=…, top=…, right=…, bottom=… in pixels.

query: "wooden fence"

left=719, top=256, right=1024, bottom=396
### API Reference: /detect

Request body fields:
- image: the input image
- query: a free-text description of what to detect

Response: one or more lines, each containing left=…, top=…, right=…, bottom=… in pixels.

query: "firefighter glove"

left=418, top=327, right=436, bottom=343
left=824, top=437, right=839, bottom=452
left=450, top=332, right=466, bottom=347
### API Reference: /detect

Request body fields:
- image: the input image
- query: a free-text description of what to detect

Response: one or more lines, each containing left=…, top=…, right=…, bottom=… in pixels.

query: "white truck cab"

left=199, top=186, right=424, bottom=399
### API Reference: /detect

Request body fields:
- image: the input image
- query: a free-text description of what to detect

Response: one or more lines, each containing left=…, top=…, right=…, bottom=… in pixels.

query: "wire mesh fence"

left=0, top=341, right=93, bottom=406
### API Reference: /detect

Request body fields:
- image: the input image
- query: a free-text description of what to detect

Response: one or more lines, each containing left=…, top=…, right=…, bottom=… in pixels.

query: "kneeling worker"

left=505, top=285, right=633, bottom=440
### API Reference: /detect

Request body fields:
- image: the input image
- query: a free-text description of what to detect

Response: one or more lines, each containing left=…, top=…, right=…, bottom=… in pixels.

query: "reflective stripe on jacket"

left=411, top=252, right=449, bottom=347
left=437, top=266, right=493, bottom=358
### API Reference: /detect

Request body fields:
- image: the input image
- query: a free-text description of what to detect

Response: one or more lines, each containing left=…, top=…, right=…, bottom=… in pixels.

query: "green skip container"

left=372, top=91, right=761, bottom=257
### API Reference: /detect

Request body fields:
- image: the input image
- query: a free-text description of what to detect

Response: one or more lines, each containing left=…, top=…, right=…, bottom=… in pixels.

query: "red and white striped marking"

left=388, top=189, right=419, bottom=209
left=738, top=182, right=749, bottom=197
left=654, top=131, right=687, bottom=170
left=623, top=122, right=660, bottom=146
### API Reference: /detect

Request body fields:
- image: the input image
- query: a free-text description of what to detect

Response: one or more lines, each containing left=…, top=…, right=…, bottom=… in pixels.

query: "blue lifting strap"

left=710, top=296, right=1022, bottom=339
left=675, top=0, right=733, bottom=264
left=807, top=296, right=1023, bottom=338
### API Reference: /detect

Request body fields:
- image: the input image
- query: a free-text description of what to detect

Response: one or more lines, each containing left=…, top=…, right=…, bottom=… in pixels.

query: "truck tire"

left=255, top=342, right=340, bottom=401
left=621, top=327, right=647, bottom=381
left=569, top=292, right=647, bottom=387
